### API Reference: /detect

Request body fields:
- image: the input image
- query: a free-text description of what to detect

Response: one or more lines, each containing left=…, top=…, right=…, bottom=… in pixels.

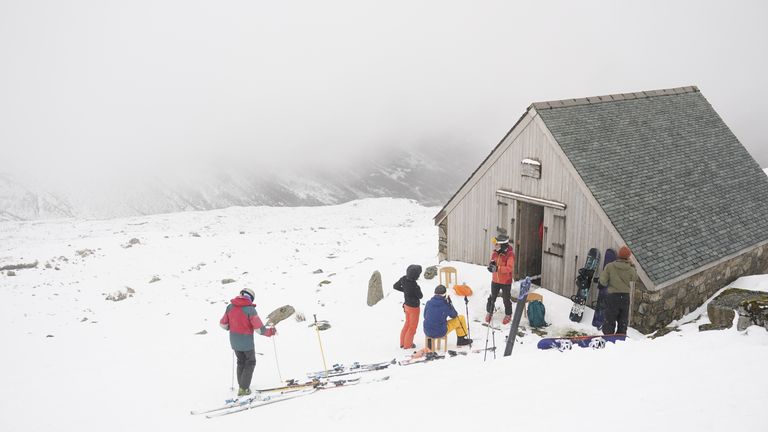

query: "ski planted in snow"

left=569, top=248, right=601, bottom=322
left=591, top=248, right=617, bottom=330
left=503, top=276, right=531, bottom=356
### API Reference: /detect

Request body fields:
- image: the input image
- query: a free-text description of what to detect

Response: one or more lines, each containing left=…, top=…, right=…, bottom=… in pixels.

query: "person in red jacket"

left=220, top=288, right=276, bottom=396
left=485, top=234, right=516, bottom=325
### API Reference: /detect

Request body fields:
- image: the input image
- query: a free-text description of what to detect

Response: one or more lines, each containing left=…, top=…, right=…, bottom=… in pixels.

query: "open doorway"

left=515, top=201, right=544, bottom=281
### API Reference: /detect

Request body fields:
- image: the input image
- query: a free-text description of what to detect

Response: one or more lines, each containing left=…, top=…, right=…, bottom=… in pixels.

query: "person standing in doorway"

left=599, top=246, right=638, bottom=335
left=220, top=288, right=276, bottom=396
left=393, top=264, right=424, bottom=349
left=485, top=234, right=515, bottom=325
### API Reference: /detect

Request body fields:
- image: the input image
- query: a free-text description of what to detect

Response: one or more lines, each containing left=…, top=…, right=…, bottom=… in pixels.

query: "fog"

left=1, top=0, right=767, bottom=189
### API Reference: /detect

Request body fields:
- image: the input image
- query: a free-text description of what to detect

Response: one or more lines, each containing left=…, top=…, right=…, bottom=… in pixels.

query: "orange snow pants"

left=400, top=305, right=420, bottom=348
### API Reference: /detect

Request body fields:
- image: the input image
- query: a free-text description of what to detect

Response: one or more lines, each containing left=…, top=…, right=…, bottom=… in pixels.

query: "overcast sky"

left=1, top=0, right=767, bottom=186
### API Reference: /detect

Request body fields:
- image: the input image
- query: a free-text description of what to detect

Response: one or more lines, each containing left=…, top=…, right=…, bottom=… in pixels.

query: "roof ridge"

left=530, top=85, right=699, bottom=110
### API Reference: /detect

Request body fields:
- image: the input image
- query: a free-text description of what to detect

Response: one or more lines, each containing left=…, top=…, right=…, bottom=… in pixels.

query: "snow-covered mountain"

left=0, top=145, right=476, bottom=220
left=0, top=174, right=75, bottom=221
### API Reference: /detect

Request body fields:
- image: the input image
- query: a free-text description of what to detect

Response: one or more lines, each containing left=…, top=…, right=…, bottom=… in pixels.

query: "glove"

left=265, top=326, right=277, bottom=337
left=487, top=261, right=498, bottom=273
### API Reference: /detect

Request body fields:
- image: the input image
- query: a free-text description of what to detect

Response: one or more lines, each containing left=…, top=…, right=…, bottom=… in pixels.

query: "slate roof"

left=535, top=86, right=768, bottom=286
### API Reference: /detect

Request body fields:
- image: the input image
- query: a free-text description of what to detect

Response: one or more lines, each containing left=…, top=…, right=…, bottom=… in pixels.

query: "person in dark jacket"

left=599, top=246, right=638, bottom=335
left=220, top=288, right=276, bottom=396
left=393, top=264, right=424, bottom=349
left=424, top=285, right=472, bottom=348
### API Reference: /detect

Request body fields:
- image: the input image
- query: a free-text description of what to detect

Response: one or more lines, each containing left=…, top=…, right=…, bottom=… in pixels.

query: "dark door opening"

left=515, top=201, right=544, bottom=281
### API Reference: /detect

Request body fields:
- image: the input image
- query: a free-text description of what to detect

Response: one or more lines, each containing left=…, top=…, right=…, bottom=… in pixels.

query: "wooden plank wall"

left=445, top=112, right=626, bottom=299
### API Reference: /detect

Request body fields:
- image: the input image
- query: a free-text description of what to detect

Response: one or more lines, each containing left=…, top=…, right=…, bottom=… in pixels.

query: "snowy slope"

left=1, top=198, right=766, bottom=432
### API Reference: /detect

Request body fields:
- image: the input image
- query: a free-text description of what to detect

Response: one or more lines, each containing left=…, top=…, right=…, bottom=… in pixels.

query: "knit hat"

left=240, top=288, right=255, bottom=302
left=434, top=285, right=447, bottom=295
left=618, top=246, right=632, bottom=260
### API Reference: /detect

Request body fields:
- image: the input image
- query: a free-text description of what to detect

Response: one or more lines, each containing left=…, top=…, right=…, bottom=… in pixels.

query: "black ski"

left=503, top=277, right=531, bottom=356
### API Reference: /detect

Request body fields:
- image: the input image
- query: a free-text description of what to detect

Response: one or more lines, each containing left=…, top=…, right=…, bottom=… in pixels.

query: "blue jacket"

left=423, top=295, right=458, bottom=338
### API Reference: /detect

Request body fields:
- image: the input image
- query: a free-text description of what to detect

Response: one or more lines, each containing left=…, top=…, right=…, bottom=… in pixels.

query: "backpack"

left=527, top=300, right=548, bottom=328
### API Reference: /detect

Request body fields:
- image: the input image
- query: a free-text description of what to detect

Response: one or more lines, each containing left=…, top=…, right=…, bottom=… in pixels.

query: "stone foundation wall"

left=631, top=242, right=768, bottom=334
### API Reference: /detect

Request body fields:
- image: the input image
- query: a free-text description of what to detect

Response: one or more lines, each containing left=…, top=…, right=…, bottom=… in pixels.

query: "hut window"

left=496, top=201, right=508, bottom=234
left=521, top=158, right=541, bottom=179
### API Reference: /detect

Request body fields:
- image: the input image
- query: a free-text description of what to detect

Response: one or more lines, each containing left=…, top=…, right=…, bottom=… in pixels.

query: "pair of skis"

left=192, top=375, right=389, bottom=418
left=305, top=359, right=395, bottom=379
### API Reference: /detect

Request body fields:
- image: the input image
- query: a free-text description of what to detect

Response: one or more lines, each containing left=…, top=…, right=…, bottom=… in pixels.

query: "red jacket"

left=220, top=295, right=275, bottom=351
left=491, top=249, right=515, bottom=285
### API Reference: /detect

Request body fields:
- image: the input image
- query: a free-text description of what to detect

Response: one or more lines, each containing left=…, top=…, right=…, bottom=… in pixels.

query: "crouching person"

left=423, top=285, right=472, bottom=349
left=220, top=288, right=276, bottom=396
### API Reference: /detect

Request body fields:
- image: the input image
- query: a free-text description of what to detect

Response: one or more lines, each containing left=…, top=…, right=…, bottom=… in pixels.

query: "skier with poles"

left=485, top=234, right=515, bottom=325
left=219, top=288, right=277, bottom=396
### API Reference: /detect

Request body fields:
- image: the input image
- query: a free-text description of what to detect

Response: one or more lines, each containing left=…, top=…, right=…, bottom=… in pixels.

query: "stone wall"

left=631, top=242, right=768, bottom=334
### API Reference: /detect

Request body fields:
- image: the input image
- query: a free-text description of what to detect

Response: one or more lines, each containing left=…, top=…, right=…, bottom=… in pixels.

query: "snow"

left=1, top=198, right=766, bottom=431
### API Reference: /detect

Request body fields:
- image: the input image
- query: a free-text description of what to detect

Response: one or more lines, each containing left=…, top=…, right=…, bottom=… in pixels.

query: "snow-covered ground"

left=1, top=198, right=766, bottom=431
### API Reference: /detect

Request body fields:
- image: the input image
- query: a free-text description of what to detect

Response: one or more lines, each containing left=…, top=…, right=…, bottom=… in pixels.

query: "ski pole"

left=230, top=351, right=235, bottom=391
left=272, top=335, right=283, bottom=383
left=313, top=314, right=329, bottom=377
left=483, top=322, right=490, bottom=362
left=492, top=328, right=497, bottom=359
left=464, top=296, right=472, bottom=343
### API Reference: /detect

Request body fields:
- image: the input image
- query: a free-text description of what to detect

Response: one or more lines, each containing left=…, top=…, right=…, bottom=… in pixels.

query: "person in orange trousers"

left=393, top=264, right=423, bottom=349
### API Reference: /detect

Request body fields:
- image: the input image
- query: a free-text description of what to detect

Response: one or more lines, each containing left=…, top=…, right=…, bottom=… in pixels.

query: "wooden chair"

left=439, top=266, right=458, bottom=290
left=425, top=335, right=448, bottom=352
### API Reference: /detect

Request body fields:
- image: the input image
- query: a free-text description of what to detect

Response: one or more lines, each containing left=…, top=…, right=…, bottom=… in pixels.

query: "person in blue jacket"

left=423, top=285, right=472, bottom=348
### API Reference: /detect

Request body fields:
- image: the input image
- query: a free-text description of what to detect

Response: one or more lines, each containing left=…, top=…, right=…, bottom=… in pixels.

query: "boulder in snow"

left=702, top=288, right=768, bottom=331
left=423, top=266, right=438, bottom=280
left=367, top=270, right=383, bottom=306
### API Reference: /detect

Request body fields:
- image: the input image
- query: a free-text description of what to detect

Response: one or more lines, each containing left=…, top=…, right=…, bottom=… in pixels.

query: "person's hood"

left=231, top=295, right=254, bottom=307
left=406, top=264, right=422, bottom=281
left=612, top=259, right=633, bottom=270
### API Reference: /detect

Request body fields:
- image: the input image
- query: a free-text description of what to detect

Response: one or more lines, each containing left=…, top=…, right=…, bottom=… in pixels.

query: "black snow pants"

left=235, top=349, right=257, bottom=390
left=602, top=293, right=630, bottom=335
left=486, top=282, right=513, bottom=315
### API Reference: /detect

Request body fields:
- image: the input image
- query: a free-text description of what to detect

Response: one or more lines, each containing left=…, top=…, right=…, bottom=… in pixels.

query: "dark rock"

left=0, top=260, right=38, bottom=271
left=706, top=288, right=765, bottom=330
left=423, top=266, right=438, bottom=280
left=221, top=278, right=236, bottom=285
